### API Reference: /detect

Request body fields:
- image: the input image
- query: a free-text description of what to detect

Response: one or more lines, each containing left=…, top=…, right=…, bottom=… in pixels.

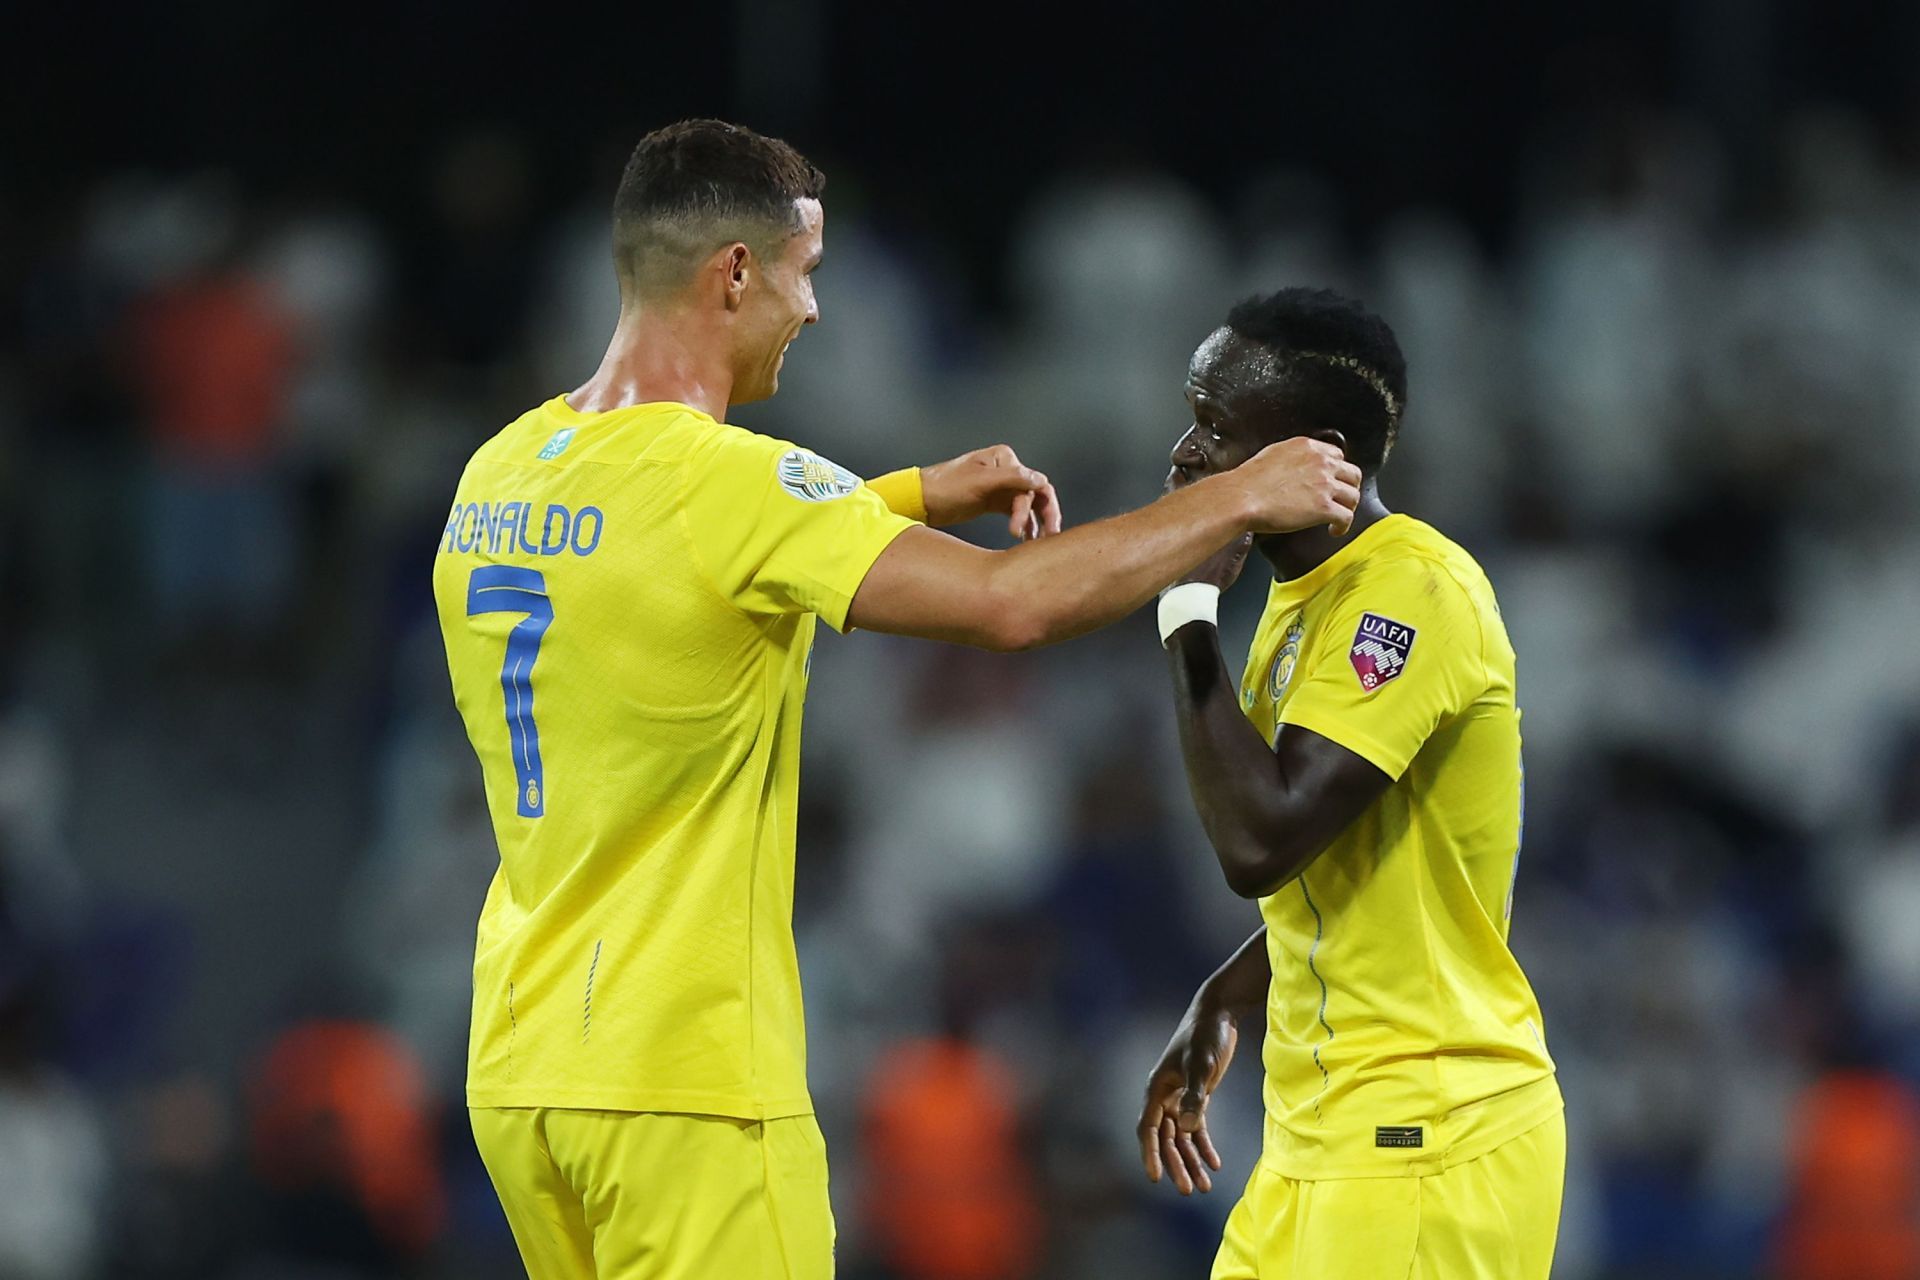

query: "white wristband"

left=1157, top=583, right=1220, bottom=645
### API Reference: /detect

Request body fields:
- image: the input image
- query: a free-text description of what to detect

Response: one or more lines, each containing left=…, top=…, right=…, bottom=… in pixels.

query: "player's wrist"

left=867, top=467, right=928, bottom=523
left=1158, top=582, right=1219, bottom=645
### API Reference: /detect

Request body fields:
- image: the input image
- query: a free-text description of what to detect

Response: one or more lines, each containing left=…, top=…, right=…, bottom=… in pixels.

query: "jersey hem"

left=1279, top=704, right=1414, bottom=781
left=1258, top=1072, right=1562, bottom=1180
left=821, top=518, right=916, bottom=634
left=466, top=1084, right=816, bottom=1120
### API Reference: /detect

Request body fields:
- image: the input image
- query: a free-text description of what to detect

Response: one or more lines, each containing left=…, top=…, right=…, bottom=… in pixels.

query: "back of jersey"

left=433, top=395, right=913, bottom=1119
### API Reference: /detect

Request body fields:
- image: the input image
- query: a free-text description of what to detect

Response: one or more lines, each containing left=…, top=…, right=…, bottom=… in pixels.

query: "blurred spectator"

left=1774, top=1071, right=1920, bottom=1280
left=125, top=194, right=299, bottom=648
left=860, top=927, right=1043, bottom=1280
left=0, top=845, right=109, bottom=1280
left=245, top=1016, right=446, bottom=1268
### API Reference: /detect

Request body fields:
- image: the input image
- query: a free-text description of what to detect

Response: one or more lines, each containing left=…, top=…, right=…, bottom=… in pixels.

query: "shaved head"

left=612, top=119, right=826, bottom=302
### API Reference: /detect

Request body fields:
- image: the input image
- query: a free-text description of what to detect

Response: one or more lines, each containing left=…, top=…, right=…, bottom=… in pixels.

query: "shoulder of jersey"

left=1333, top=519, right=1489, bottom=605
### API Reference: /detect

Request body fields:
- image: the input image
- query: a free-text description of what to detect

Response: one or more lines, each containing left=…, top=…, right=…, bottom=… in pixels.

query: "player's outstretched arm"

left=1138, top=926, right=1270, bottom=1195
left=1164, top=617, right=1391, bottom=897
left=847, top=438, right=1359, bottom=652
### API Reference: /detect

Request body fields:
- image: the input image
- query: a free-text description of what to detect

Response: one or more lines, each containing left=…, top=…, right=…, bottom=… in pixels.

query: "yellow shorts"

left=469, top=1108, right=834, bottom=1280
left=1210, top=1112, right=1565, bottom=1280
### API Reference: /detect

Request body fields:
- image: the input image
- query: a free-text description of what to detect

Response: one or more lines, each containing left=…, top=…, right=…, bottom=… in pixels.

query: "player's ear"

left=721, top=242, right=751, bottom=311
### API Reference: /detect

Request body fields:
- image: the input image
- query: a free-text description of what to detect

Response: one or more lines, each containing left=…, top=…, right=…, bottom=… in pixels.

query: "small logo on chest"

left=1269, top=619, right=1305, bottom=702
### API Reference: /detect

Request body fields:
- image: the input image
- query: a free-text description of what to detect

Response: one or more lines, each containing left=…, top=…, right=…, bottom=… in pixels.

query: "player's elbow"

left=977, top=600, right=1051, bottom=653
left=970, top=570, right=1054, bottom=652
left=1212, top=828, right=1303, bottom=899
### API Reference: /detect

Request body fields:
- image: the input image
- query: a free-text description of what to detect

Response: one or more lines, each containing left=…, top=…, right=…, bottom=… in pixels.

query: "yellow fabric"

left=1209, top=1111, right=1565, bottom=1279
left=1237, top=514, right=1558, bottom=1179
left=865, top=467, right=927, bottom=522
left=434, top=396, right=916, bottom=1117
left=470, top=1107, right=834, bottom=1280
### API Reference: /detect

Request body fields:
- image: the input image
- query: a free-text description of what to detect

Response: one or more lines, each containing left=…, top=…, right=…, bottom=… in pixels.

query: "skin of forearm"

left=986, top=474, right=1254, bottom=647
left=1165, top=625, right=1322, bottom=896
left=1196, top=926, right=1271, bottom=1021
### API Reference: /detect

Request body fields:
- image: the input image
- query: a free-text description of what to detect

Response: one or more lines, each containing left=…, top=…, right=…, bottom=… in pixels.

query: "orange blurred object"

left=862, top=1038, right=1043, bottom=1280
left=247, top=1019, right=446, bottom=1257
left=1775, top=1071, right=1920, bottom=1280
left=131, top=274, right=295, bottom=467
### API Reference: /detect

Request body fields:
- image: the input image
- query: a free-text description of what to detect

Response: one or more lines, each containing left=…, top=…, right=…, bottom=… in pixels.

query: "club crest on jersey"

left=1350, top=613, right=1415, bottom=692
left=1270, top=619, right=1305, bottom=701
left=777, top=448, right=861, bottom=502
left=537, top=427, right=577, bottom=460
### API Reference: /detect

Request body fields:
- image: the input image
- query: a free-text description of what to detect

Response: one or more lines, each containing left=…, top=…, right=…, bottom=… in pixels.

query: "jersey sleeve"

left=1278, top=556, right=1488, bottom=780
left=682, top=430, right=917, bottom=633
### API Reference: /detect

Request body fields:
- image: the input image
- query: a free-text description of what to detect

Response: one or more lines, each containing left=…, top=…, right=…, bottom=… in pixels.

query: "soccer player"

left=1135, top=289, right=1562, bottom=1279
left=432, top=120, right=1363, bottom=1280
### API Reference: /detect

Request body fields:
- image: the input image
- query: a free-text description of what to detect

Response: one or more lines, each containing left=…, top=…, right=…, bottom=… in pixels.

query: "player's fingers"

left=1008, top=490, right=1035, bottom=538
left=1334, top=458, right=1363, bottom=489
left=1138, top=1095, right=1168, bottom=1181
left=1035, top=481, right=1063, bottom=535
left=1160, top=1117, right=1193, bottom=1195
left=1174, top=1127, right=1212, bottom=1193
left=1194, top=1121, right=1223, bottom=1171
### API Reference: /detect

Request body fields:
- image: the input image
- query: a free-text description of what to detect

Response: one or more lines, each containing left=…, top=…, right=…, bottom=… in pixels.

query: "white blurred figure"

left=255, top=205, right=389, bottom=488
left=843, top=647, right=1067, bottom=958
left=1836, top=721, right=1920, bottom=1037
left=1236, top=169, right=1355, bottom=298
left=1371, top=210, right=1511, bottom=532
left=1007, top=166, right=1232, bottom=471
left=754, top=213, right=942, bottom=461
left=0, top=845, right=107, bottom=1280
left=0, top=1059, right=108, bottom=1280
left=1515, top=115, right=1721, bottom=528
left=533, top=203, right=624, bottom=395
left=1702, top=108, right=1914, bottom=506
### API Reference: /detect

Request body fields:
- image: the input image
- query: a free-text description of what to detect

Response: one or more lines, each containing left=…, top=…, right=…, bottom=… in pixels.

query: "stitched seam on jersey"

left=1426, top=555, right=1495, bottom=702
left=671, top=450, right=750, bottom=616
left=583, top=940, right=602, bottom=1043
left=1298, top=877, right=1334, bottom=1124
left=1407, top=782, right=1448, bottom=1126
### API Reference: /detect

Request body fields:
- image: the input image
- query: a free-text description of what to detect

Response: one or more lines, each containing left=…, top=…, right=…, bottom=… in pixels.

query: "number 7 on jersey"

left=467, top=566, right=553, bottom=818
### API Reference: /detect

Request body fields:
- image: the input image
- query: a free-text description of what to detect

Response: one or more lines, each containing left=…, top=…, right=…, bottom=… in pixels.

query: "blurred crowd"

left=5, top=100, right=1920, bottom=1280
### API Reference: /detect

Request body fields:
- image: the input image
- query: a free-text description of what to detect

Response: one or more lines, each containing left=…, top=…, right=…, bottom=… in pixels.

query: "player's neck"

left=567, top=308, right=736, bottom=422
left=1257, top=483, right=1391, bottom=581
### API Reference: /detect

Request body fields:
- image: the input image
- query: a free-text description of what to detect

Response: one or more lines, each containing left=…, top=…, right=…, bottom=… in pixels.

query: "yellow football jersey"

left=1237, top=514, right=1559, bottom=1179
left=433, top=396, right=916, bottom=1118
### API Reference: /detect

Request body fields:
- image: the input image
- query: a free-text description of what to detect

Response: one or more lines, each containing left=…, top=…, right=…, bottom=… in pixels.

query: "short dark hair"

left=611, top=119, right=826, bottom=299
left=1224, top=288, right=1407, bottom=473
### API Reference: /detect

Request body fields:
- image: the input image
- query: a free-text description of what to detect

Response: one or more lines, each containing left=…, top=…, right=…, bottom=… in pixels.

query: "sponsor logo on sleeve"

left=777, top=448, right=862, bottom=502
left=1349, top=613, right=1415, bottom=691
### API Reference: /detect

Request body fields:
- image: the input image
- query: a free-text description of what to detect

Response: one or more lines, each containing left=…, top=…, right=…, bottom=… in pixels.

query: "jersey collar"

left=1266, top=513, right=1415, bottom=602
